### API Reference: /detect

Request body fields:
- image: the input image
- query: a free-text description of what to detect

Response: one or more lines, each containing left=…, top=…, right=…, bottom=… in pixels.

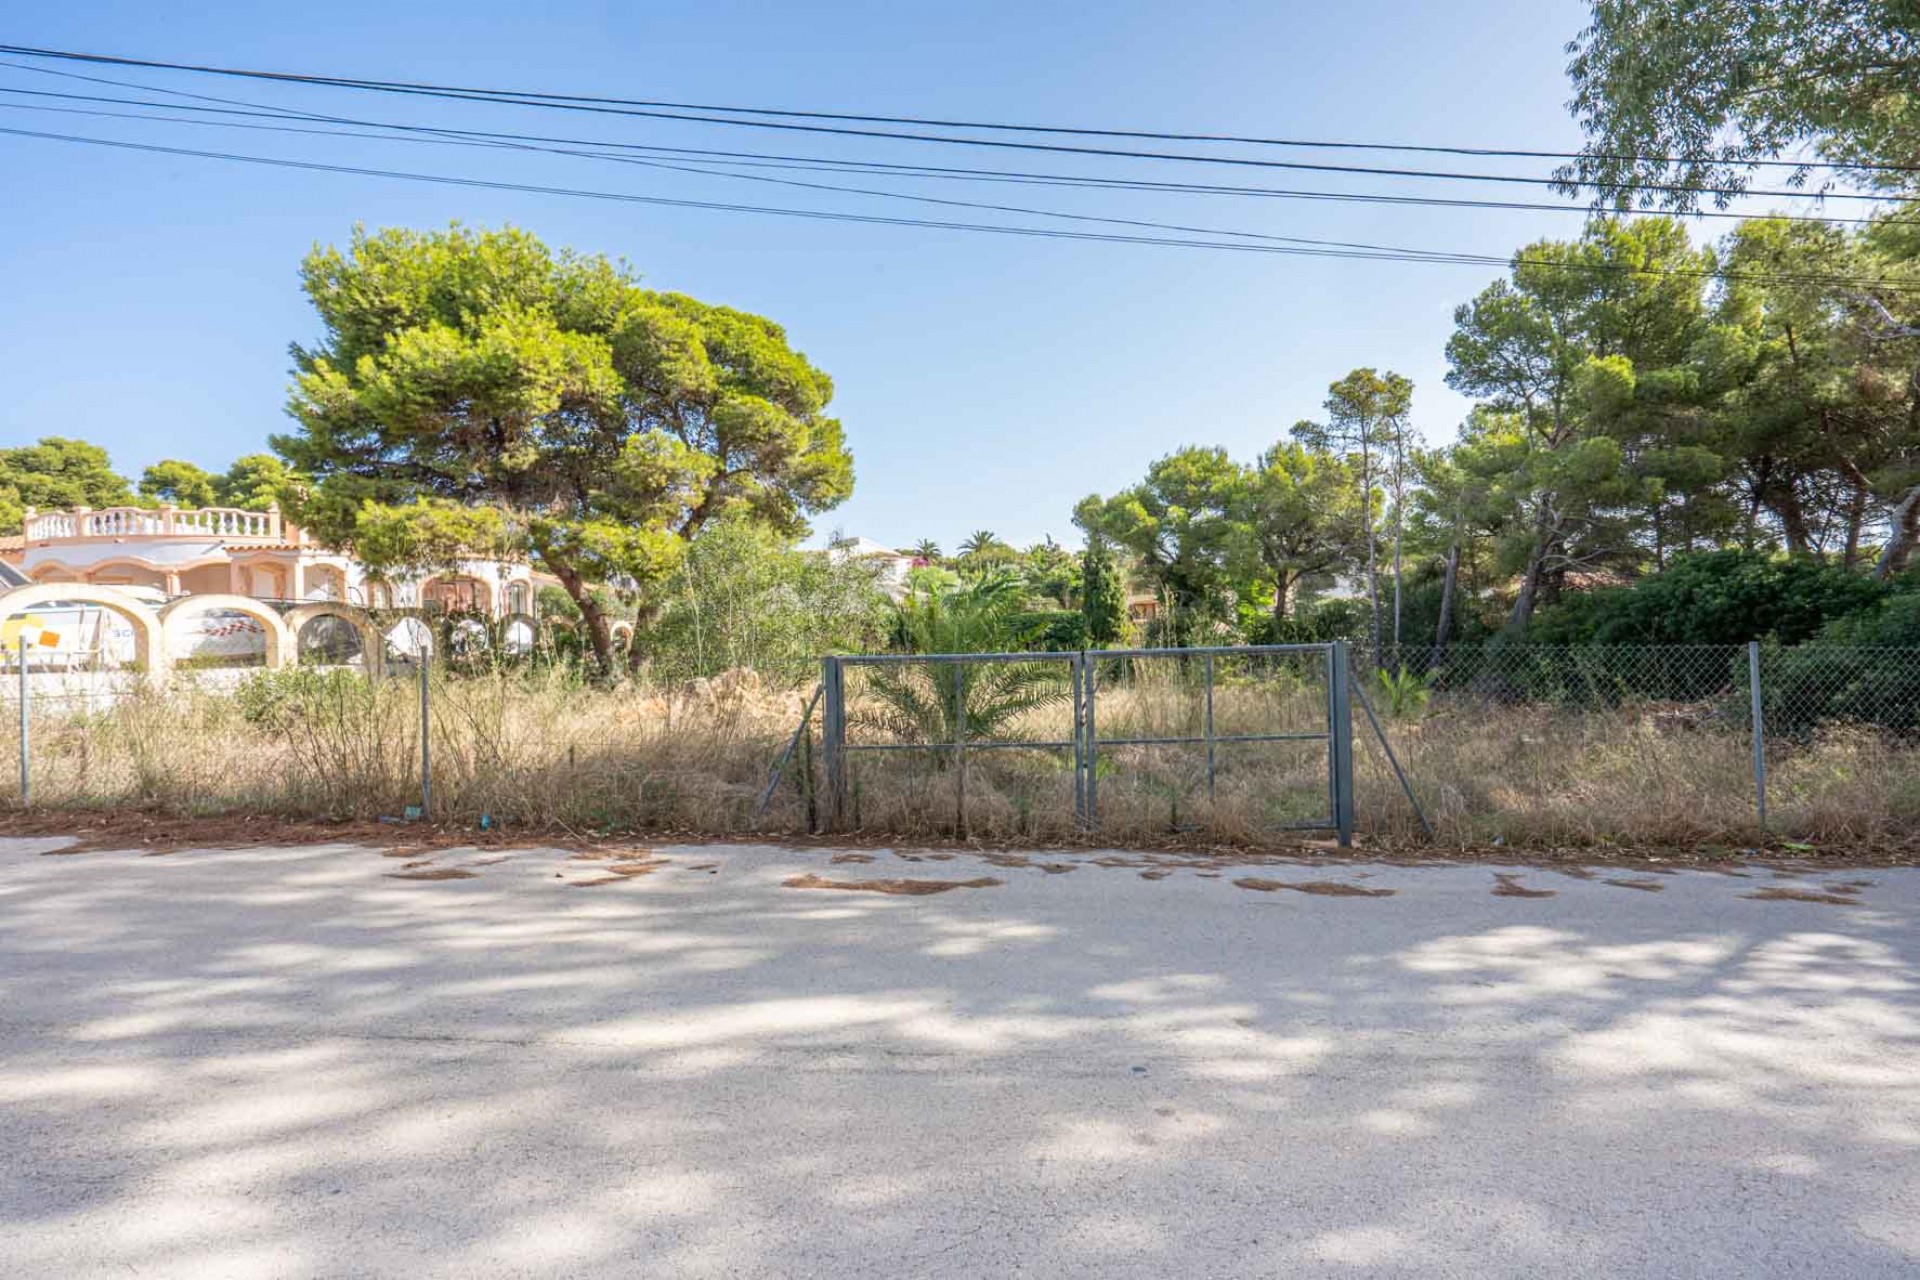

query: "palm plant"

left=1373, top=664, right=1434, bottom=718
left=906, top=538, right=942, bottom=564
left=958, top=530, right=999, bottom=558
left=956, top=529, right=1013, bottom=571
left=855, top=574, right=1069, bottom=752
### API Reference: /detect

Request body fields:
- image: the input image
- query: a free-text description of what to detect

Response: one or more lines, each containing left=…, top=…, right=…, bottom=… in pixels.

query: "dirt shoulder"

left=3, top=807, right=1917, bottom=870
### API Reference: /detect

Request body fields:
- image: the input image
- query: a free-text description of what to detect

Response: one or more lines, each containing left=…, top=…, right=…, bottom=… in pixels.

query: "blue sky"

left=1, top=0, right=1669, bottom=549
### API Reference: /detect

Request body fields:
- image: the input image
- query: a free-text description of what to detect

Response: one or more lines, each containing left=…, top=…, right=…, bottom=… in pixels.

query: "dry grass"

left=3, top=661, right=1920, bottom=850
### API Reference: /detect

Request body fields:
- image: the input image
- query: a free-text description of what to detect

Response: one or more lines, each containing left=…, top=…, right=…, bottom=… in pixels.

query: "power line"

left=0, top=43, right=1896, bottom=203
left=0, top=77, right=1901, bottom=233
left=2, top=41, right=1912, bottom=177
left=4, top=123, right=1913, bottom=296
left=0, top=98, right=1485, bottom=261
left=0, top=124, right=1504, bottom=264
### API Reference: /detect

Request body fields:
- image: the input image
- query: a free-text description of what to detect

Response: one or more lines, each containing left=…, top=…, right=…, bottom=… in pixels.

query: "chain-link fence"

left=1351, top=642, right=1920, bottom=846
left=814, top=645, right=1351, bottom=843
left=4, top=640, right=1920, bottom=847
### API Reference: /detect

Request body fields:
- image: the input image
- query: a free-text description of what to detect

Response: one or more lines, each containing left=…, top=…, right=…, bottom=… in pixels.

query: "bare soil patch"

left=1491, top=873, right=1556, bottom=899
left=570, top=859, right=670, bottom=887
left=1233, top=878, right=1396, bottom=898
left=1743, top=887, right=1863, bottom=906
left=981, top=853, right=1076, bottom=874
left=1603, top=877, right=1666, bottom=892
left=6, top=808, right=1916, bottom=877
left=782, top=873, right=1003, bottom=896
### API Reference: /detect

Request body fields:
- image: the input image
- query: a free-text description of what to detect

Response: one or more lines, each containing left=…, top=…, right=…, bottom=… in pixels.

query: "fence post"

left=1070, top=652, right=1085, bottom=827
left=1204, top=651, right=1217, bottom=805
left=1084, top=655, right=1099, bottom=830
left=1331, top=641, right=1355, bottom=847
left=821, top=656, right=846, bottom=829
left=417, top=646, right=431, bottom=821
left=1749, top=640, right=1767, bottom=840
left=17, top=636, right=29, bottom=808
left=953, top=662, right=967, bottom=837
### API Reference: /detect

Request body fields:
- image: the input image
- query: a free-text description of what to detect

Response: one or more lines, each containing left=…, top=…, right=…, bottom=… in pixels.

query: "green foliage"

left=643, top=519, right=891, bottom=681
left=277, top=223, right=852, bottom=673
left=1444, top=217, right=1722, bottom=630
left=535, top=584, right=585, bottom=621
left=1767, top=592, right=1920, bottom=736
left=1020, top=609, right=1087, bottom=652
left=1079, top=538, right=1128, bottom=648
left=1075, top=446, right=1240, bottom=646
left=235, top=665, right=377, bottom=732
left=219, top=454, right=301, bottom=511
left=1236, top=440, right=1367, bottom=627
left=1811, top=584, right=1920, bottom=648
left=139, top=459, right=220, bottom=507
left=0, top=437, right=133, bottom=534
left=1256, top=596, right=1371, bottom=645
left=955, top=529, right=1016, bottom=573
left=1530, top=550, right=1888, bottom=645
left=1018, top=536, right=1077, bottom=607
left=860, top=575, right=1071, bottom=750
left=904, top=563, right=962, bottom=596
left=1393, top=573, right=1496, bottom=649
left=138, top=454, right=300, bottom=514
left=886, top=573, right=1032, bottom=654
left=1373, top=665, right=1434, bottom=718
left=1561, top=1, right=1920, bottom=210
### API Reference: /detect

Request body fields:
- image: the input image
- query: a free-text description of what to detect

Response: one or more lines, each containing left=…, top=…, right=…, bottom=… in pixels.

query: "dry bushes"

left=5, top=660, right=1920, bottom=848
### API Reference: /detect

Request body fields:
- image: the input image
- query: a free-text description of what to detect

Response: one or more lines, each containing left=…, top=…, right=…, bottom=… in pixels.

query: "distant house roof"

left=835, top=536, right=910, bottom=561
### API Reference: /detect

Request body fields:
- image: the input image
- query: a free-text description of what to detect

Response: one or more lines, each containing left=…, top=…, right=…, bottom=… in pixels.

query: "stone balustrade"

left=22, top=505, right=288, bottom=542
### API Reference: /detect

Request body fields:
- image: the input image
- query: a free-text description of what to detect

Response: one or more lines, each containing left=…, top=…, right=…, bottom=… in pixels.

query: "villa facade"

left=8, top=504, right=538, bottom=617
left=0, top=504, right=543, bottom=672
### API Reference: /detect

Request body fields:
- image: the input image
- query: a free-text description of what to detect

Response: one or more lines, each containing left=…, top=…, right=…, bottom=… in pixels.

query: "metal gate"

left=815, top=641, right=1355, bottom=845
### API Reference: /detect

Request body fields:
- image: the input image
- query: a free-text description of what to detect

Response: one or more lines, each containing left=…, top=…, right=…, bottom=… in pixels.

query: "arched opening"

left=0, top=584, right=167, bottom=683
left=445, top=617, right=491, bottom=663
left=85, top=559, right=167, bottom=592
left=384, top=613, right=434, bottom=664
left=505, top=579, right=531, bottom=616
left=28, top=563, right=81, bottom=584
left=159, top=595, right=292, bottom=669
left=178, top=562, right=231, bottom=596
left=304, top=563, right=349, bottom=602
left=286, top=602, right=384, bottom=675
left=423, top=574, right=492, bottom=616
left=501, top=613, right=538, bottom=656
left=234, top=559, right=290, bottom=602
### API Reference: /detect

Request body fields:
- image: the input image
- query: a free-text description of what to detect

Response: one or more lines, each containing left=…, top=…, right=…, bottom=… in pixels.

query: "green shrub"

left=1530, top=550, right=1886, bottom=645
left=1372, top=665, right=1434, bottom=717
left=1254, top=597, right=1371, bottom=645
left=1766, top=594, right=1920, bottom=736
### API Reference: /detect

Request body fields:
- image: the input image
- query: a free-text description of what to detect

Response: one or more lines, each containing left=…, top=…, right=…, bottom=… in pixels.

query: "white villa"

left=9, top=504, right=537, bottom=615
left=826, top=536, right=917, bottom=595
left=0, top=505, right=927, bottom=678
left=0, top=504, right=542, bottom=674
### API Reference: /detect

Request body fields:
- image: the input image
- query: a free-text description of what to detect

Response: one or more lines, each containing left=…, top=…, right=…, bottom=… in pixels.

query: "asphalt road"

left=1, top=836, right=1916, bottom=1278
